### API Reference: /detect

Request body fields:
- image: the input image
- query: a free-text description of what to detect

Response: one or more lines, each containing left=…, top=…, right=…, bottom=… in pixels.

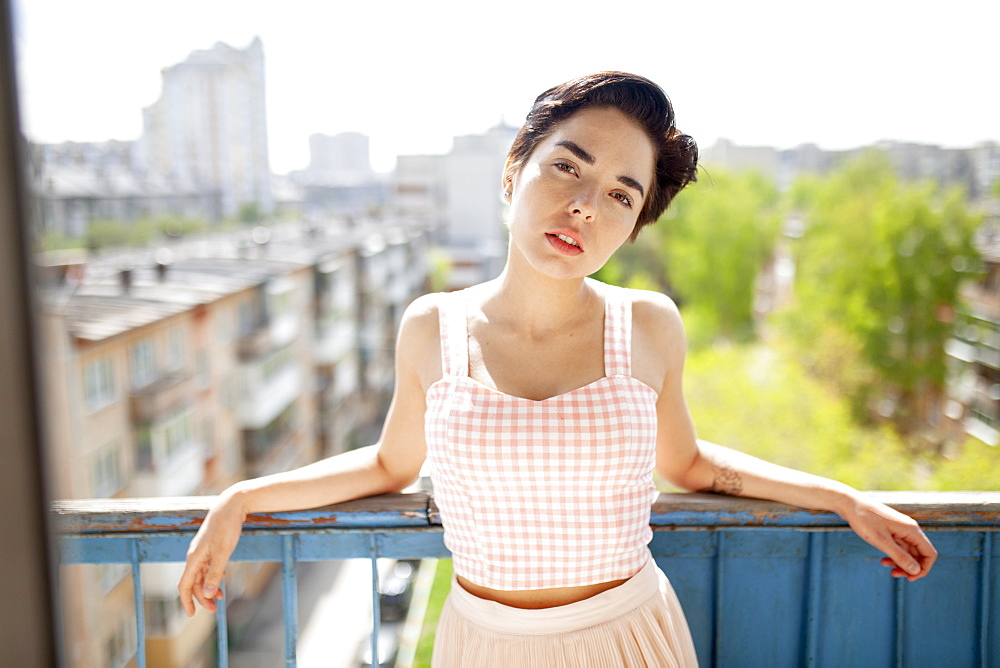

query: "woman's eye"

left=612, top=192, right=634, bottom=208
left=554, top=161, right=577, bottom=175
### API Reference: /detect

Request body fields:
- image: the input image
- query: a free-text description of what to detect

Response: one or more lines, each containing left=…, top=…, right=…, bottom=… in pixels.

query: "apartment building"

left=141, top=38, right=272, bottom=219
left=40, top=221, right=430, bottom=667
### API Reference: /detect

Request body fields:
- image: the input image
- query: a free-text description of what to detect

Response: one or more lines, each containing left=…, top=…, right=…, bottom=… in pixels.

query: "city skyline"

left=12, top=0, right=1000, bottom=174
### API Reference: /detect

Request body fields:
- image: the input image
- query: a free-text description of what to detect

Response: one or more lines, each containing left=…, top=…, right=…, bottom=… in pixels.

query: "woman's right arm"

left=177, top=296, right=438, bottom=616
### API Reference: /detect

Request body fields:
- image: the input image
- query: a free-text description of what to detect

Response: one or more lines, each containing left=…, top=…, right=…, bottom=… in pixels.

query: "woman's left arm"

left=640, top=293, right=938, bottom=582
left=668, top=439, right=937, bottom=581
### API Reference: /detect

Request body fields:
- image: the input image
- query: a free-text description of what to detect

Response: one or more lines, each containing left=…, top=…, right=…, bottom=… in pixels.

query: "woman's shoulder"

left=600, top=283, right=683, bottom=334
left=398, top=292, right=451, bottom=390
left=610, top=285, right=687, bottom=367
left=400, top=291, right=450, bottom=340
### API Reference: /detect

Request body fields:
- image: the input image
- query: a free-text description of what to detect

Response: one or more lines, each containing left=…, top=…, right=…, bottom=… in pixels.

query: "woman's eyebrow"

left=618, top=176, right=645, bottom=199
left=555, top=139, right=646, bottom=199
left=555, top=140, right=595, bottom=165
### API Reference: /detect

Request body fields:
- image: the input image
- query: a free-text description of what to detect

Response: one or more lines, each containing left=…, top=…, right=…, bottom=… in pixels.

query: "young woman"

left=178, top=72, right=937, bottom=667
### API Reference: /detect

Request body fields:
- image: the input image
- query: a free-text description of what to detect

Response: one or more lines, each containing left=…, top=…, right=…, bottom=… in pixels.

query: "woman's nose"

left=569, top=185, right=599, bottom=221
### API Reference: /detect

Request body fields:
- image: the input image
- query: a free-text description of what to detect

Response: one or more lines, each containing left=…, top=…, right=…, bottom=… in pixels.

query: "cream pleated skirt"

left=432, top=556, right=699, bottom=667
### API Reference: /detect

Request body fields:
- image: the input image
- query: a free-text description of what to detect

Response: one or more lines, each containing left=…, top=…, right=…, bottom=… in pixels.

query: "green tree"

left=85, top=218, right=154, bottom=251
left=238, top=202, right=263, bottom=225
left=595, top=169, right=782, bottom=346
left=678, top=341, right=918, bottom=491
left=784, top=151, right=982, bottom=434
left=156, top=215, right=208, bottom=239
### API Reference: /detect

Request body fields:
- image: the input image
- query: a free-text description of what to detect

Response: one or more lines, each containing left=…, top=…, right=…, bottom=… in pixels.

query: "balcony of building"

left=129, top=370, right=197, bottom=424
left=53, top=491, right=1000, bottom=668
left=238, top=349, right=301, bottom=431
left=132, top=405, right=204, bottom=498
left=315, top=316, right=356, bottom=367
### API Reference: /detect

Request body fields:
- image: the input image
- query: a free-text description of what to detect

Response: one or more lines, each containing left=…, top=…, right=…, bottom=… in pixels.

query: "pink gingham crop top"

left=424, top=282, right=660, bottom=590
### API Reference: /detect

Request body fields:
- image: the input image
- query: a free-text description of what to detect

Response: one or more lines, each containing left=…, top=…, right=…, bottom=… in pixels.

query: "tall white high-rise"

left=141, top=37, right=272, bottom=218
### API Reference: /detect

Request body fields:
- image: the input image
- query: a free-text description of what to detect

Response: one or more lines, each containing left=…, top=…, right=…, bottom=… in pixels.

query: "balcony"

left=315, top=318, right=357, bottom=366
left=129, top=371, right=196, bottom=423
left=131, top=439, right=204, bottom=498
left=239, top=361, right=301, bottom=430
left=53, top=491, right=1000, bottom=667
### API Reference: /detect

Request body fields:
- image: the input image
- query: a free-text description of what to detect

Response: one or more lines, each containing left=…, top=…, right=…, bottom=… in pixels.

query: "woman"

left=178, top=72, right=937, bottom=666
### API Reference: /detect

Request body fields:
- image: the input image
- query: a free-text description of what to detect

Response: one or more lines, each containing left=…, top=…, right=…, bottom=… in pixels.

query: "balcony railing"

left=53, top=492, right=1000, bottom=667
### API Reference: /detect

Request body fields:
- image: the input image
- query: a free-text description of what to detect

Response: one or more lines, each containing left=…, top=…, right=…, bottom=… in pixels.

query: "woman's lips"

left=546, top=233, right=584, bottom=256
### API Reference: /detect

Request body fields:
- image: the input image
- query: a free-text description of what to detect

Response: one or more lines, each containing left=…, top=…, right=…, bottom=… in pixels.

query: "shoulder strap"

left=603, top=285, right=632, bottom=377
left=438, top=289, right=469, bottom=377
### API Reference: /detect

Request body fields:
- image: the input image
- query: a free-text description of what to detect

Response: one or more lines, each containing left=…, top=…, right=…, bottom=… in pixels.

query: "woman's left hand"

left=840, top=495, right=938, bottom=582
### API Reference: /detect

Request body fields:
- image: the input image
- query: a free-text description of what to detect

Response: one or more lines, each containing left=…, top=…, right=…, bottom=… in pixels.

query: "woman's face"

left=505, top=106, right=655, bottom=281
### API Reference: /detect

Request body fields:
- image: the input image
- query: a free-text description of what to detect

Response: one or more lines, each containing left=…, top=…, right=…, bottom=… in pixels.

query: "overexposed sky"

left=11, top=0, right=1000, bottom=174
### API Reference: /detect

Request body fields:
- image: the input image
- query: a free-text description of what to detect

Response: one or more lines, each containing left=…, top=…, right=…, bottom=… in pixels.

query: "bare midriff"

left=455, top=574, right=631, bottom=610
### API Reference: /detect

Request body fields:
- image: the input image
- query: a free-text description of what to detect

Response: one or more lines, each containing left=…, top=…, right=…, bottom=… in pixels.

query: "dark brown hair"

left=505, top=71, right=698, bottom=241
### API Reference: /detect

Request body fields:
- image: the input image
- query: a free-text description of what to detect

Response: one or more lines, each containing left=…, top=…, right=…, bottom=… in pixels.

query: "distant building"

left=30, top=38, right=274, bottom=237
left=39, top=221, right=429, bottom=667
left=141, top=37, right=273, bottom=219
left=29, top=139, right=221, bottom=238
left=288, top=132, right=386, bottom=218
left=702, top=138, right=1000, bottom=201
left=307, top=132, right=374, bottom=182
left=392, top=120, right=517, bottom=289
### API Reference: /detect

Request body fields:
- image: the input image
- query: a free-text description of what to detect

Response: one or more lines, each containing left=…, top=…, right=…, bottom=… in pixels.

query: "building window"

left=129, top=339, right=156, bottom=389
left=215, top=304, right=234, bottom=345
left=83, top=357, right=115, bottom=412
left=136, top=407, right=196, bottom=472
left=166, top=327, right=185, bottom=371
left=244, top=403, right=297, bottom=463
left=222, top=373, right=238, bottom=410
left=162, top=408, right=195, bottom=463
left=238, top=294, right=263, bottom=337
left=135, top=426, right=153, bottom=471
left=261, top=344, right=295, bottom=384
left=196, top=349, right=210, bottom=389
left=92, top=441, right=124, bottom=497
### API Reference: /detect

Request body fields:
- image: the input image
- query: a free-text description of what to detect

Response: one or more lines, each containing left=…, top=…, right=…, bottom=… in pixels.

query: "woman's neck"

left=484, top=257, right=599, bottom=338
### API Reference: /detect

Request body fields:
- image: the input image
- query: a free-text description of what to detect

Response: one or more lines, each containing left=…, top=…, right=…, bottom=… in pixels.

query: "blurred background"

left=8, top=0, right=999, bottom=665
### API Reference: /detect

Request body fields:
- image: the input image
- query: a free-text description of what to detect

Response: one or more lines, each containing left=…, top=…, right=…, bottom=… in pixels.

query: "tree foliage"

left=783, top=151, right=982, bottom=431
left=674, top=339, right=997, bottom=492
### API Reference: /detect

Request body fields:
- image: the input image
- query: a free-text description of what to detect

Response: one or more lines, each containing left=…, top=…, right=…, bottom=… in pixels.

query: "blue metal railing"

left=54, top=491, right=1000, bottom=667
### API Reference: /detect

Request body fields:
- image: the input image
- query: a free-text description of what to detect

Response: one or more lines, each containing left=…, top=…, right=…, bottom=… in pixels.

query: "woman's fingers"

left=200, top=560, right=227, bottom=608
left=178, top=495, right=245, bottom=615
left=871, top=526, right=937, bottom=581
left=178, top=550, right=208, bottom=617
left=847, top=499, right=937, bottom=582
left=873, top=532, right=922, bottom=577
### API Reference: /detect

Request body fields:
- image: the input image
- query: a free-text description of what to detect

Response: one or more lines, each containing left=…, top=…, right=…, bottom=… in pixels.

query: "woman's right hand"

left=177, top=489, right=248, bottom=616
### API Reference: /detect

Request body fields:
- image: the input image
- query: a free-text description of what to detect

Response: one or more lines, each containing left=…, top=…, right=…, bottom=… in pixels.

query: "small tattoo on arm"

left=699, top=455, right=744, bottom=496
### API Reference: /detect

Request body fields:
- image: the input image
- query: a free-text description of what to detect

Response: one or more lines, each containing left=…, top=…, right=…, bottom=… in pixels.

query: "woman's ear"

left=501, top=163, right=514, bottom=201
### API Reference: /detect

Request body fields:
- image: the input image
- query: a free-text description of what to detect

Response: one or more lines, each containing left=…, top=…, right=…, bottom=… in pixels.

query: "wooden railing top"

left=52, top=491, right=1000, bottom=535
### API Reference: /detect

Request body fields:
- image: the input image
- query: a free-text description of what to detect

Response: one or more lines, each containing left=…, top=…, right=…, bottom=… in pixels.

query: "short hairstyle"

left=505, top=72, right=698, bottom=241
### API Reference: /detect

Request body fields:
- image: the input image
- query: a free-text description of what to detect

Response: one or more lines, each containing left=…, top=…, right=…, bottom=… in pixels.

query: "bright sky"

left=12, top=0, right=1000, bottom=174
